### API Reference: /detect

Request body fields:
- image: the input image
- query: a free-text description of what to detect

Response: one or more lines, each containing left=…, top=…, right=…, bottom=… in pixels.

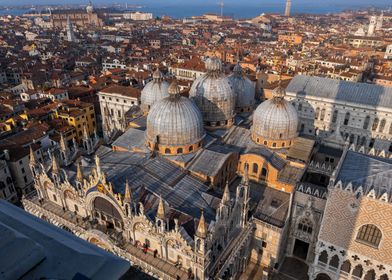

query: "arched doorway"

left=93, top=196, right=122, bottom=230
left=316, top=273, right=331, bottom=280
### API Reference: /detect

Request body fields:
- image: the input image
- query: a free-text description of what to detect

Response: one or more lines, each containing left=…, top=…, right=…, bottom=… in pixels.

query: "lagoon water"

left=0, top=2, right=390, bottom=19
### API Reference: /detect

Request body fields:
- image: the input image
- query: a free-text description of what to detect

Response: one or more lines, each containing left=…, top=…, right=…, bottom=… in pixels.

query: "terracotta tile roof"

left=99, top=85, right=141, bottom=98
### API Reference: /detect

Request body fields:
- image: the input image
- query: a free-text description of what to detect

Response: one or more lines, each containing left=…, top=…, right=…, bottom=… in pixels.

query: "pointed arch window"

left=379, top=119, right=386, bottom=133
left=372, top=118, right=379, bottom=131
left=252, top=163, right=258, bottom=174
left=298, top=218, right=313, bottom=234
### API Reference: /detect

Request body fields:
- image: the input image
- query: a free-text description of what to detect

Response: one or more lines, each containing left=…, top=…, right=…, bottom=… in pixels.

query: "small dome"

left=141, top=69, right=170, bottom=114
left=189, top=57, right=236, bottom=129
left=252, top=86, right=298, bottom=149
left=146, top=80, right=205, bottom=155
left=228, top=62, right=255, bottom=112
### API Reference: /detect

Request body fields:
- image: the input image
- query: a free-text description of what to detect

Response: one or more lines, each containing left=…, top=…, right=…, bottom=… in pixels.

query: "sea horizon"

left=0, top=3, right=390, bottom=19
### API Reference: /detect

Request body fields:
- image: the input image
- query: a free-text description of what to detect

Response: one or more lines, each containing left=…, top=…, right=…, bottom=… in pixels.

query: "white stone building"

left=98, top=85, right=141, bottom=140
left=286, top=75, right=392, bottom=151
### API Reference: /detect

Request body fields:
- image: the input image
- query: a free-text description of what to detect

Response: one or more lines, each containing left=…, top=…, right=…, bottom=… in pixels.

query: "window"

left=315, top=107, right=320, bottom=120
left=363, top=115, right=370, bottom=129
left=189, top=146, right=193, bottom=152
left=379, top=119, right=386, bottom=133
left=270, top=199, right=281, bottom=208
left=372, top=118, right=379, bottom=131
left=252, top=163, right=258, bottom=173
left=53, top=194, right=57, bottom=202
left=74, top=204, right=78, bottom=212
left=298, top=103, right=302, bottom=111
left=165, top=148, right=171, bottom=154
left=177, top=148, right=183, bottom=154
left=298, top=218, right=313, bottom=234
left=332, top=110, right=338, bottom=123
left=344, top=112, right=350, bottom=125
left=356, top=224, right=382, bottom=247
left=320, top=109, right=325, bottom=121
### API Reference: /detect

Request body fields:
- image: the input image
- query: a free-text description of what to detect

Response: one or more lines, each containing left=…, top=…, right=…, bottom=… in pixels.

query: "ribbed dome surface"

left=189, top=58, right=235, bottom=123
left=252, top=98, right=298, bottom=141
left=228, top=64, right=255, bottom=110
left=146, top=94, right=205, bottom=146
left=141, top=70, right=170, bottom=112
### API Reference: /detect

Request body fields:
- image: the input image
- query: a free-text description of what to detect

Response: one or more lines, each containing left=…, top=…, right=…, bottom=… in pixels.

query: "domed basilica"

left=24, top=57, right=326, bottom=280
left=146, top=80, right=205, bottom=155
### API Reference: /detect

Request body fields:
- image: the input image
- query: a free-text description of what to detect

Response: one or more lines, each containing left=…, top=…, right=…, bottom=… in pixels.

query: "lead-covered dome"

left=146, top=80, right=205, bottom=155
left=189, top=57, right=236, bottom=129
left=228, top=62, right=255, bottom=113
left=141, top=69, right=170, bottom=114
left=252, top=84, right=298, bottom=149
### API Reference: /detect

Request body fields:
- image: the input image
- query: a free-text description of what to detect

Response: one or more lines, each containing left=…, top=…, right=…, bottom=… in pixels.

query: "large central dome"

left=141, top=69, right=170, bottom=114
left=189, top=57, right=236, bottom=129
left=252, top=84, right=298, bottom=149
left=146, top=80, right=205, bottom=155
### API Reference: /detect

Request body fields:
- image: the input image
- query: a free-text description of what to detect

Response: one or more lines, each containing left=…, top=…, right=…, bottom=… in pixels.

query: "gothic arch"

left=352, top=264, right=364, bottom=279
left=85, top=190, right=126, bottom=221
left=340, top=260, right=351, bottom=276
left=329, top=254, right=339, bottom=270
left=364, top=269, right=376, bottom=280
left=318, top=250, right=328, bottom=265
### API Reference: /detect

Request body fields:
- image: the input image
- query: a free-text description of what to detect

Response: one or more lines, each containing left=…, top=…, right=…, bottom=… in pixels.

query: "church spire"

left=83, top=124, right=90, bottom=140
left=95, top=155, right=101, bottom=177
left=52, top=152, right=60, bottom=174
left=196, top=209, right=207, bottom=239
left=157, top=196, right=166, bottom=220
left=222, top=181, right=230, bottom=205
left=76, top=161, right=83, bottom=182
left=60, top=133, right=67, bottom=151
left=124, top=179, right=132, bottom=202
left=29, top=145, right=37, bottom=165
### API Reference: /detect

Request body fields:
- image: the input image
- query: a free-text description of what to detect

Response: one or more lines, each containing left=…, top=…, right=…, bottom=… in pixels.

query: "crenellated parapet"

left=331, top=180, right=392, bottom=204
